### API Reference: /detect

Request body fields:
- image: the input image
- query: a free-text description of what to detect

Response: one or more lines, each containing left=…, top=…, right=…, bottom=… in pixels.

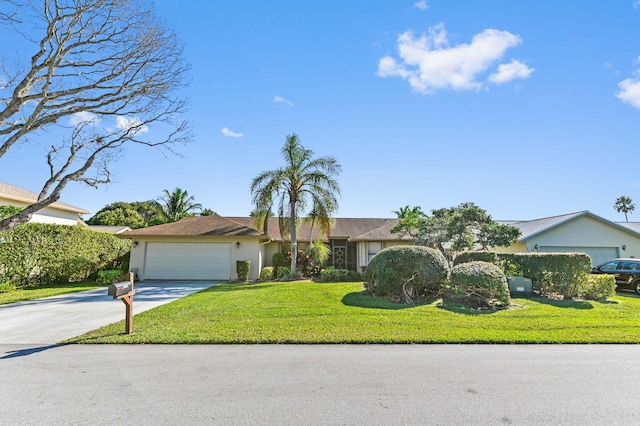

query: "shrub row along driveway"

left=0, top=281, right=219, bottom=344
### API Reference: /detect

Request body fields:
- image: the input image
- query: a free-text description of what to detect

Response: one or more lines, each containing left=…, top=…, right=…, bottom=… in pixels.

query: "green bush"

left=364, top=245, right=449, bottom=304
left=274, top=266, right=289, bottom=278
left=0, top=223, right=131, bottom=287
left=497, top=253, right=591, bottom=298
left=0, top=281, right=17, bottom=293
left=447, top=261, right=510, bottom=309
left=454, top=251, right=498, bottom=266
left=578, top=275, right=616, bottom=301
left=236, top=261, right=251, bottom=281
left=272, top=252, right=289, bottom=268
left=259, top=266, right=274, bottom=281
left=319, top=267, right=361, bottom=282
left=96, top=269, right=127, bottom=285
left=282, top=268, right=304, bottom=281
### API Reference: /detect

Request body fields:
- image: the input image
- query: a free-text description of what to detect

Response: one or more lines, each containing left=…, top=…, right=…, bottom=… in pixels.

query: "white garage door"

left=538, top=246, right=619, bottom=266
left=145, top=243, right=231, bottom=280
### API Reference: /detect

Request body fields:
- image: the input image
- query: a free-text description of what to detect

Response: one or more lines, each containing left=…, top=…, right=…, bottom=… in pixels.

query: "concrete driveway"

left=0, top=281, right=219, bottom=345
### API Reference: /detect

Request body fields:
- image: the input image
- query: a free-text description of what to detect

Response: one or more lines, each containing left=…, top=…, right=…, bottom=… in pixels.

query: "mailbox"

left=108, top=281, right=133, bottom=298
left=107, top=272, right=136, bottom=334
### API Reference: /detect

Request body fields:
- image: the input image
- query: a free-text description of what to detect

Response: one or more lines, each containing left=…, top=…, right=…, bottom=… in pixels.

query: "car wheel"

left=634, top=281, right=640, bottom=295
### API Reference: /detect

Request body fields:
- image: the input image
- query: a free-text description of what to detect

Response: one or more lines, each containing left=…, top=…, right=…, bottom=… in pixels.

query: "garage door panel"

left=539, top=246, right=619, bottom=266
left=145, top=243, right=230, bottom=280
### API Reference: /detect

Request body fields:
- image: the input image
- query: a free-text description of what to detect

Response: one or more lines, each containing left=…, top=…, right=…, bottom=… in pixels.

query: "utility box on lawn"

left=507, top=276, right=533, bottom=296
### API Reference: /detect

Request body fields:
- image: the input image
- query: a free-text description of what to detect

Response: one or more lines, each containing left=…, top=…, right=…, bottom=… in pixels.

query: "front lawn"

left=66, top=281, right=640, bottom=344
left=0, top=283, right=102, bottom=305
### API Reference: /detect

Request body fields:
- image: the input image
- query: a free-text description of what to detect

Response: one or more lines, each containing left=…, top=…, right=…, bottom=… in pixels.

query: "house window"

left=367, top=242, right=383, bottom=264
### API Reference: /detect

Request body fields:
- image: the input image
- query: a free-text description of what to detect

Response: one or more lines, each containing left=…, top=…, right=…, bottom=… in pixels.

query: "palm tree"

left=614, top=195, right=635, bottom=222
left=159, top=187, right=202, bottom=222
left=251, top=133, right=341, bottom=272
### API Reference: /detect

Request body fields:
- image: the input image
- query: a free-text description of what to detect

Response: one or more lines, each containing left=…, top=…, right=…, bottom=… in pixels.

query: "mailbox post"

left=107, top=272, right=136, bottom=334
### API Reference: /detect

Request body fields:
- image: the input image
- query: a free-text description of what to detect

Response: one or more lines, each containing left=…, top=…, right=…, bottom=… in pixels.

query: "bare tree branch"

left=0, top=0, right=192, bottom=230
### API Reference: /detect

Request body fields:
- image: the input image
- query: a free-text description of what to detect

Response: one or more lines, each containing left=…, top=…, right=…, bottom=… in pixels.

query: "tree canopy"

left=158, top=188, right=202, bottom=223
left=391, top=202, right=521, bottom=257
left=86, top=201, right=165, bottom=229
left=250, top=133, right=341, bottom=272
left=614, top=195, right=635, bottom=222
left=0, top=0, right=191, bottom=230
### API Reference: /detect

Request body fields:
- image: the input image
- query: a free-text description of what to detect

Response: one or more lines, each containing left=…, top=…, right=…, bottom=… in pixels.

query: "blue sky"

left=3, top=0, right=640, bottom=222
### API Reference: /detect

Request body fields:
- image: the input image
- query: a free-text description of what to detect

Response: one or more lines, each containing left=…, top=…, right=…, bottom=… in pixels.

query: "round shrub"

left=259, top=267, right=274, bottom=281
left=453, top=251, right=498, bottom=266
left=364, top=245, right=449, bottom=304
left=447, top=261, right=510, bottom=309
left=272, top=252, right=289, bottom=268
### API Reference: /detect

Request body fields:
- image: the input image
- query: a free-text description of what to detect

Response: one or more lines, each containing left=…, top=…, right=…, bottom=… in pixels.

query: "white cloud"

left=377, top=23, right=531, bottom=93
left=634, top=0, right=640, bottom=9
left=488, top=59, right=534, bottom=84
left=414, top=0, right=428, bottom=10
left=116, top=116, right=148, bottom=134
left=274, top=95, right=293, bottom=106
left=616, top=78, right=640, bottom=109
left=221, top=127, right=243, bottom=138
left=69, top=111, right=100, bottom=126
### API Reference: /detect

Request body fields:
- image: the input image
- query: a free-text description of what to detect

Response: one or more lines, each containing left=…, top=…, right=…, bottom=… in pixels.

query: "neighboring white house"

left=496, top=211, right=640, bottom=266
left=0, top=182, right=89, bottom=226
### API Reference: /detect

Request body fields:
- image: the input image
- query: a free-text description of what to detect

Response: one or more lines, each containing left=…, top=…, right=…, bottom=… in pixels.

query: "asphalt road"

left=2, top=344, right=640, bottom=425
left=0, top=281, right=219, bottom=344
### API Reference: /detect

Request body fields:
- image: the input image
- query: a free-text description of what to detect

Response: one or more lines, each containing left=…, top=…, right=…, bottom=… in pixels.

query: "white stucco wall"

left=0, top=199, right=80, bottom=225
left=494, top=215, right=640, bottom=262
left=126, top=236, right=264, bottom=281
left=523, top=216, right=640, bottom=258
left=356, top=241, right=411, bottom=271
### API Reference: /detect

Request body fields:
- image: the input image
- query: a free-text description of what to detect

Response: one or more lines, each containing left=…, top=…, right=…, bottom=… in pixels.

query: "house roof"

left=121, top=215, right=264, bottom=237
left=121, top=215, right=411, bottom=242
left=500, top=211, right=640, bottom=241
left=0, top=182, right=89, bottom=214
left=227, top=217, right=412, bottom=242
left=616, top=222, right=640, bottom=233
left=88, top=225, right=132, bottom=234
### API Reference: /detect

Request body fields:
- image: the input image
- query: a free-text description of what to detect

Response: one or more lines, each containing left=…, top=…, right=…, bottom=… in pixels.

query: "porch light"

left=534, top=244, right=538, bottom=251
left=132, top=241, right=139, bottom=248
left=623, top=245, right=627, bottom=251
left=235, top=242, right=240, bottom=249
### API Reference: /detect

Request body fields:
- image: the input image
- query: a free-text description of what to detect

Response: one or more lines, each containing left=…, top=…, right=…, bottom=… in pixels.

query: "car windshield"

left=599, top=261, right=619, bottom=271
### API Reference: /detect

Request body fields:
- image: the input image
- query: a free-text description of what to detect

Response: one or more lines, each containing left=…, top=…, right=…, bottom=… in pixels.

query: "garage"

left=538, top=246, right=619, bottom=266
left=144, top=242, right=231, bottom=280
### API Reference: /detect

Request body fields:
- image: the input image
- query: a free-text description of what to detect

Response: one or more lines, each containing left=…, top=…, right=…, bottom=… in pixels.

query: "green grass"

left=65, top=281, right=640, bottom=344
left=0, top=282, right=102, bottom=305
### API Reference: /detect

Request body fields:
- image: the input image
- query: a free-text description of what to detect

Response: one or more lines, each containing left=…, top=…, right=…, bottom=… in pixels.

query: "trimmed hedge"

left=578, top=274, right=616, bottom=301
left=236, top=261, right=251, bottom=281
left=259, top=266, right=274, bottom=281
left=496, top=253, right=591, bottom=298
left=447, top=261, right=510, bottom=309
left=364, top=245, right=449, bottom=304
left=454, top=251, right=498, bottom=266
left=272, top=252, right=289, bottom=268
left=96, top=269, right=128, bottom=284
left=0, top=223, right=131, bottom=287
left=318, top=268, right=361, bottom=282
